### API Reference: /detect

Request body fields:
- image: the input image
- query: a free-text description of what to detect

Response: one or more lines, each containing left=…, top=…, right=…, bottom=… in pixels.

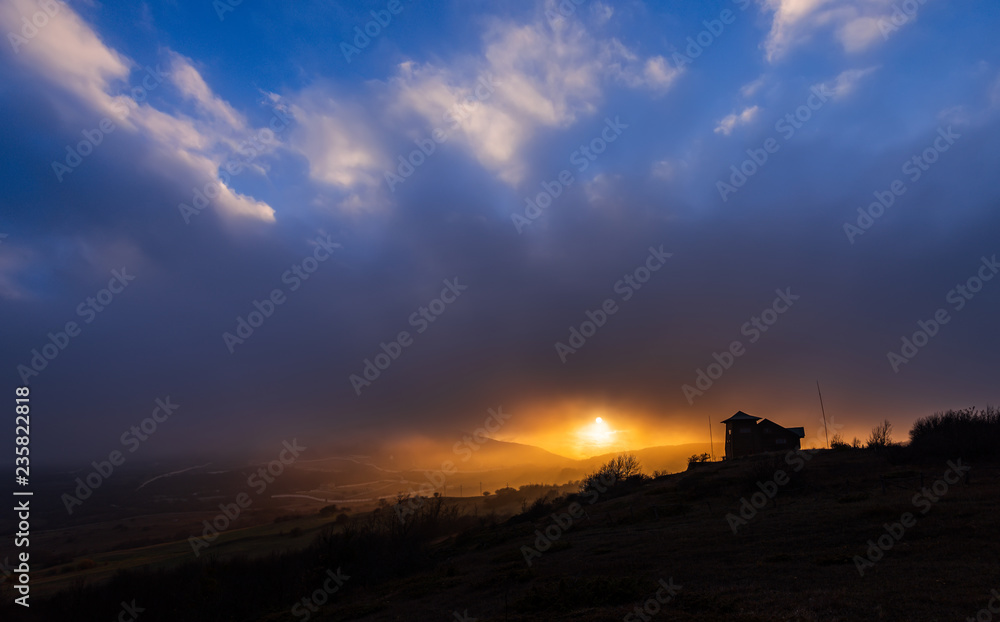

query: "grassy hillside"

left=12, top=446, right=999, bottom=621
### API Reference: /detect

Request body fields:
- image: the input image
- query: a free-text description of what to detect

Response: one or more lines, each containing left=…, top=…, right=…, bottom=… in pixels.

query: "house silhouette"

left=722, top=411, right=805, bottom=459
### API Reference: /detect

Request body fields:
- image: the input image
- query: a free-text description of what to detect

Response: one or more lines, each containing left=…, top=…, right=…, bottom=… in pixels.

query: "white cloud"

left=715, top=106, right=760, bottom=135
left=816, top=66, right=880, bottom=99
left=386, top=3, right=678, bottom=186
left=601, top=41, right=681, bottom=93
left=591, top=2, right=614, bottom=25
left=651, top=160, right=675, bottom=180
left=0, top=0, right=275, bottom=224
left=838, top=15, right=884, bottom=52
left=287, top=93, right=384, bottom=191
left=642, top=55, right=681, bottom=90
left=0, top=0, right=130, bottom=118
left=741, top=76, right=766, bottom=98
left=169, top=53, right=245, bottom=131
left=759, top=0, right=900, bottom=61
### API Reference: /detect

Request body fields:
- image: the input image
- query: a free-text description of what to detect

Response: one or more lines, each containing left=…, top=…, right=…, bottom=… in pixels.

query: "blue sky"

left=2, top=0, right=999, bottom=463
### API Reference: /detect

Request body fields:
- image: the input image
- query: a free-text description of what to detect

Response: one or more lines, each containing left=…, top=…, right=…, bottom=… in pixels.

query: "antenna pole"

left=817, top=381, right=830, bottom=448
left=708, top=414, right=715, bottom=461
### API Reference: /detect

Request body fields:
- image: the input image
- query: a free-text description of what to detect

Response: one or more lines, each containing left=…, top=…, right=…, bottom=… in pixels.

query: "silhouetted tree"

left=867, top=419, right=893, bottom=449
left=581, top=453, right=643, bottom=493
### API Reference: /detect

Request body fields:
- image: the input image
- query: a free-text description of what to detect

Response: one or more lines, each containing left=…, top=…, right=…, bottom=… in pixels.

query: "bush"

left=867, top=419, right=893, bottom=449
left=687, top=453, right=711, bottom=465
left=830, top=433, right=850, bottom=450
left=908, top=406, right=1000, bottom=460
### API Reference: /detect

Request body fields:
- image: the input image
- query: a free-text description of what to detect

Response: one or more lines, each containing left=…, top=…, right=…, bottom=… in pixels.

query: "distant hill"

left=294, top=438, right=715, bottom=495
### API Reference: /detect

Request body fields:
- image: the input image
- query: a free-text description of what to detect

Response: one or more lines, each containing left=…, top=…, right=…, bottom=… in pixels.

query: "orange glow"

left=491, top=398, right=708, bottom=459
left=578, top=416, right=616, bottom=453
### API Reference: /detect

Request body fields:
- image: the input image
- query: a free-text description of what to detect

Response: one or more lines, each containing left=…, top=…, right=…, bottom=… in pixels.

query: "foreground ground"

left=301, top=450, right=999, bottom=621
left=11, top=448, right=1000, bottom=621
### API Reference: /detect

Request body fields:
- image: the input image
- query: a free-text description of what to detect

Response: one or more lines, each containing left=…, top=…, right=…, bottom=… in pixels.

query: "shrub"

left=830, top=433, right=850, bottom=450
left=687, top=453, right=711, bottom=465
left=908, top=406, right=1000, bottom=460
left=867, top=419, right=893, bottom=449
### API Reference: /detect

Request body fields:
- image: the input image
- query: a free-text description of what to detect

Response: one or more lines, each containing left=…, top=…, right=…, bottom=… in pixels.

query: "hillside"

left=18, top=447, right=1000, bottom=621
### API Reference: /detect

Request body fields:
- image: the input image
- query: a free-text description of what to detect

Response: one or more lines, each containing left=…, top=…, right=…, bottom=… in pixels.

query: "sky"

left=1, top=0, right=999, bottom=465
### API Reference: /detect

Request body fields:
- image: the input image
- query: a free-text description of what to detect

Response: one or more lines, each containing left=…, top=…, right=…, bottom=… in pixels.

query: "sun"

left=580, top=416, right=615, bottom=450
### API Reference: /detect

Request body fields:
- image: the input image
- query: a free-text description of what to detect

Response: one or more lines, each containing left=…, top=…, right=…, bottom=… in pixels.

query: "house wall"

left=725, top=420, right=802, bottom=458
left=725, top=421, right=759, bottom=458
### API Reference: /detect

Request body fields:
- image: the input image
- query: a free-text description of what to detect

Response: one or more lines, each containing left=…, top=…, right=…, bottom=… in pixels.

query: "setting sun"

left=578, top=415, right=617, bottom=453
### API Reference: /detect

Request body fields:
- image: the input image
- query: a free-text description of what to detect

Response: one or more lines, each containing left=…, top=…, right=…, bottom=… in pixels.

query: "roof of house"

left=759, top=418, right=806, bottom=437
left=722, top=413, right=806, bottom=438
left=721, top=410, right=761, bottom=423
